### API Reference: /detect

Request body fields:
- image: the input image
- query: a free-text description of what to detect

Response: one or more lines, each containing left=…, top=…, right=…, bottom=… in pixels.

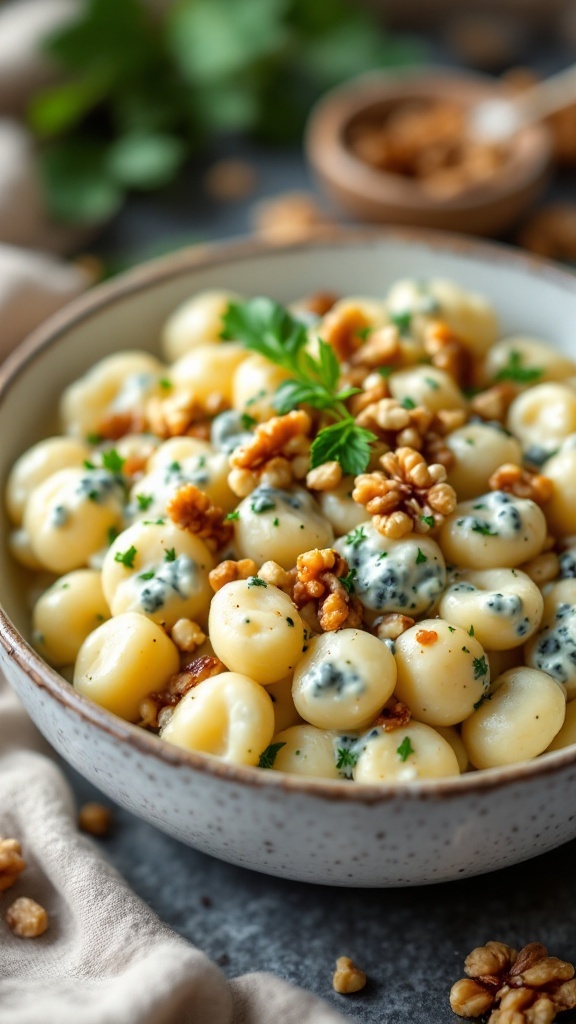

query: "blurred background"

left=0, top=0, right=575, bottom=285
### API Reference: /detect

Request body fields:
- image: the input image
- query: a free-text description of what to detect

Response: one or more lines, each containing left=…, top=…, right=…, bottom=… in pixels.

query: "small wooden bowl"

left=305, top=69, right=553, bottom=236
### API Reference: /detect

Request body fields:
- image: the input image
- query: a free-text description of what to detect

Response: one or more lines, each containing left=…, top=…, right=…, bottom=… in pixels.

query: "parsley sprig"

left=221, top=298, right=376, bottom=475
left=494, top=350, right=543, bottom=385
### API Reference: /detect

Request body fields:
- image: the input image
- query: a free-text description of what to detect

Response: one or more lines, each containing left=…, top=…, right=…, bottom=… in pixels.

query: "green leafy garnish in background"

left=222, top=297, right=376, bottom=474
left=29, top=0, right=423, bottom=223
left=494, top=350, right=543, bottom=385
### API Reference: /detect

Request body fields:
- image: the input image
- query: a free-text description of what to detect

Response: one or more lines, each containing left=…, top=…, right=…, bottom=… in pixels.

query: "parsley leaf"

left=471, top=521, right=496, bottom=537
left=310, top=418, right=376, bottom=476
left=336, top=748, right=359, bottom=770
left=240, top=412, right=257, bottom=429
left=468, top=624, right=475, bottom=637
left=164, top=547, right=176, bottom=562
left=247, top=576, right=267, bottom=588
left=391, top=310, right=412, bottom=336
left=420, top=514, right=435, bottom=528
left=114, top=545, right=137, bottom=568
left=159, top=377, right=172, bottom=390
left=494, top=350, right=543, bottom=385
left=416, top=548, right=427, bottom=564
left=396, top=736, right=415, bottom=762
left=136, top=493, right=153, bottom=510
left=258, top=742, right=286, bottom=769
left=225, top=510, right=240, bottom=521
left=401, top=396, right=416, bottom=410
left=473, top=656, right=489, bottom=680
left=338, top=568, right=357, bottom=594
left=139, top=570, right=155, bottom=580
left=346, top=526, right=366, bottom=548
left=473, top=693, right=493, bottom=711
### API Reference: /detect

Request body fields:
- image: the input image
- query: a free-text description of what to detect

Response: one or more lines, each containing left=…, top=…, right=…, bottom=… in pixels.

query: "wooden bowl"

left=305, top=69, right=553, bottom=235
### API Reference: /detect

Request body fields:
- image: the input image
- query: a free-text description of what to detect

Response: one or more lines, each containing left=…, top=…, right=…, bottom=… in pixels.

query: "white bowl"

left=2, top=230, right=576, bottom=887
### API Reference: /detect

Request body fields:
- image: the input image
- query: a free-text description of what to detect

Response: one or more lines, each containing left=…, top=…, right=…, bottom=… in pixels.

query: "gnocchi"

left=8, top=275, right=576, bottom=785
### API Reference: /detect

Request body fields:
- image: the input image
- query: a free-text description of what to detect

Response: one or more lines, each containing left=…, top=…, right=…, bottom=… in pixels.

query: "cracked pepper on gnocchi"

left=8, top=279, right=576, bottom=782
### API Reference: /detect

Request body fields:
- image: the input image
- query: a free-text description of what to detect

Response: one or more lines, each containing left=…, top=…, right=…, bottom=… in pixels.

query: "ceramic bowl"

left=305, top=69, right=553, bottom=235
left=2, top=230, right=576, bottom=888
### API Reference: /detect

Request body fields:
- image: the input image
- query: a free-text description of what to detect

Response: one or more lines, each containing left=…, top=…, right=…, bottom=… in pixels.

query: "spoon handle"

left=514, top=63, right=576, bottom=127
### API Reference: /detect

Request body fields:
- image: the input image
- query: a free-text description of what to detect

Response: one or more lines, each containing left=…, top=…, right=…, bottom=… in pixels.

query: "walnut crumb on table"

left=332, top=956, right=367, bottom=994
left=450, top=941, right=576, bottom=1024
left=79, top=802, right=113, bottom=837
left=0, top=837, right=26, bottom=891
left=6, top=897, right=48, bottom=938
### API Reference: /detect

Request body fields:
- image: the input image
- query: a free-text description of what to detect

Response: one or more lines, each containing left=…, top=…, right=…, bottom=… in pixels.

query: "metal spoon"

left=469, top=63, right=576, bottom=143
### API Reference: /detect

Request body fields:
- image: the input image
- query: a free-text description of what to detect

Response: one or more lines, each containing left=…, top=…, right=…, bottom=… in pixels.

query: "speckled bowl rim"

left=2, top=226, right=576, bottom=806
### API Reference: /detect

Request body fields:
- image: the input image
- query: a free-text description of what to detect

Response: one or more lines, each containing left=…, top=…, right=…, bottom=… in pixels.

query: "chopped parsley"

left=401, top=396, right=416, bottom=410
left=164, top=547, right=177, bottom=562
left=494, top=350, right=543, bottom=385
left=114, top=545, right=137, bottom=569
left=377, top=365, right=394, bottom=378
left=250, top=496, right=276, bottom=514
left=159, top=377, right=172, bottom=390
left=391, top=310, right=412, bottom=336
left=473, top=655, right=489, bottom=680
left=82, top=459, right=95, bottom=470
left=447, top=626, right=456, bottom=633
left=247, top=576, right=267, bottom=588
left=139, top=571, right=155, bottom=581
left=473, top=693, right=493, bottom=711
left=143, top=518, right=165, bottom=526
left=421, top=514, right=435, bottom=528
left=258, top=742, right=286, bottom=769
left=168, top=460, right=181, bottom=473
left=336, top=748, right=359, bottom=771
left=416, top=548, right=427, bottom=564
left=85, top=432, right=102, bottom=445
left=101, top=448, right=125, bottom=474
left=468, top=625, right=475, bottom=637
left=424, top=376, right=440, bottom=390
left=338, top=568, right=357, bottom=594
left=136, top=493, right=153, bottom=511
left=107, top=526, right=119, bottom=545
left=273, top=517, right=280, bottom=527
left=471, top=522, right=496, bottom=536
left=462, top=646, right=470, bottom=654
left=346, top=526, right=366, bottom=548
left=240, top=411, right=257, bottom=429
left=355, top=326, right=372, bottom=342
left=225, top=510, right=240, bottom=521
left=396, top=736, right=415, bottom=762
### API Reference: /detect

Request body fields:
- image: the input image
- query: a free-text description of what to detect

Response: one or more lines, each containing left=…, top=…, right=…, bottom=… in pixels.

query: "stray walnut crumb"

left=166, top=484, right=232, bottom=551
left=170, top=618, right=207, bottom=652
left=353, top=446, right=457, bottom=538
left=293, top=548, right=363, bottom=632
left=147, top=389, right=228, bottom=440
left=416, top=628, right=438, bottom=646
left=140, top=655, right=225, bottom=729
left=372, top=612, right=415, bottom=642
left=306, top=460, right=343, bottom=491
left=229, top=410, right=311, bottom=496
left=350, top=323, right=401, bottom=369
left=423, top=320, right=472, bottom=387
left=450, top=941, right=576, bottom=1024
left=489, top=463, right=553, bottom=505
left=295, top=291, right=339, bottom=317
left=470, top=382, right=517, bottom=422
left=373, top=698, right=412, bottom=732
left=79, top=802, right=112, bottom=837
left=0, top=838, right=26, bottom=892
left=333, top=956, right=367, bottom=995
left=96, top=410, right=146, bottom=441
left=209, top=558, right=258, bottom=592
left=6, top=897, right=48, bottom=938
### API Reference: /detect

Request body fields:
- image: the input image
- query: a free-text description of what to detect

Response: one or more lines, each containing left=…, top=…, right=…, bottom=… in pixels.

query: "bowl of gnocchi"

left=2, top=229, right=576, bottom=887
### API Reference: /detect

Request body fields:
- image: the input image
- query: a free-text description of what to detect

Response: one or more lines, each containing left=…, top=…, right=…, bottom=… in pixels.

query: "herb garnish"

left=471, top=522, right=496, bottom=536
left=396, top=736, right=415, bottom=762
left=247, top=576, right=267, bottom=588
left=336, top=748, right=359, bottom=771
left=391, top=310, right=412, bottom=336
left=164, top=547, right=176, bottom=562
left=258, top=742, right=286, bottom=769
left=338, top=568, right=357, bottom=594
left=225, top=510, right=240, bottom=521
left=114, top=545, right=137, bottom=568
left=421, top=514, right=435, bottom=528
left=346, top=526, right=366, bottom=548
left=221, top=298, right=376, bottom=474
left=494, top=350, right=543, bottom=385
left=473, top=656, right=489, bottom=680
left=416, top=548, right=427, bottom=564
left=240, top=412, right=257, bottom=430
left=101, top=448, right=125, bottom=474
left=136, top=493, right=153, bottom=510
left=139, top=571, right=155, bottom=580
left=401, top=396, right=416, bottom=410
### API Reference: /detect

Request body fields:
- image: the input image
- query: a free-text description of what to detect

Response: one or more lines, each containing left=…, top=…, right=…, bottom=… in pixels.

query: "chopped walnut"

left=319, top=303, right=374, bottom=362
left=306, top=460, right=343, bottom=491
left=0, top=838, right=26, bottom=892
left=229, top=410, right=311, bottom=496
left=423, top=320, right=472, bottom=387
left=471, top=383, right=517, bottom=422
left=293, top=548, right=362, bottom=632
left=140, top=655, right=225, bottom=729
left=171, top=618, right=207, bottom=652
left=6, top=897, right=48, bottom=938
left=333, top=956, right=367, bottom=995
left=79, top=802, right=112, bottom=837
left=349, top=324, right=402, bottom=369
left=97, top=410, right=146, bottom=441
left=209, top=558, right=258, bottom=592
left=348, top=375, right=390, bottom=418
left=353, top=446, right=457, bottom=538
left=293, top=291, right=339, bottom=318
left=372, top=698, right=412, bottom=731
left=355, top=398, right=464, bottom=470
left=166, top=484, right=233, bottom=551
left=372, top=612, right=415, bottom=642
left=450, top=941, right=576, bottom=1024
left=489, top=464, right=553, bottom=505
left=147, top=389, right=228, bottom=441
left=258, top=560, right=296, bottom=594
left=519, top=552, right=560, bottom=586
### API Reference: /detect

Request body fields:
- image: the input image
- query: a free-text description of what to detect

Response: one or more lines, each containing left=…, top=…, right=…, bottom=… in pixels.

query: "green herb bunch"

left=30, top=0, right=421, bottom=224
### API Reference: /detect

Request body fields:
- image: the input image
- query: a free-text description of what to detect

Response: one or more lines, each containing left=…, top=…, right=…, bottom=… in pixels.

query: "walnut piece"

left=293, top=548, right=362, bottom=632
left=470, top=382, right=517, bottom=422
left=353, top=446, right=457, bottom=538
left=147, top=389, right=228, bottom=441
left=170, top=618, right=207, bottom=652
left=166, top=484, right=233, bottom=551
left=229, top=410, right=311, bottom=497
left=79, top=802, right=112, bottom=837
left=209, top=558, right=258, bottom=593
left=6, top=897, right=48, bottom=938
left=140, top=655, right=225, bottom=729
left=450, top=941, right=576, bottom=1024
left=319, top=303, right=374, bottom=363
left=423, top=319, right=472, bottom=386
left=332, top=956, right=367, bottom=995
left=306, top=460, right=343, bottom=492
left=355, top=398, right=464, bottom=470
left=489, top=464, right=553, bottom=505
left=0, top=838, right=26, bottom=892
left=372, top=698, right=412, bottom=732
left=97, top=410, right=146, bottom=441
left=372, top=612, right=415, bottom=642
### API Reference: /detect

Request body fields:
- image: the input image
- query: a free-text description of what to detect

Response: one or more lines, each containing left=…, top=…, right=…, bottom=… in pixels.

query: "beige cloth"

left=0, top=257, right=352, bottom=1022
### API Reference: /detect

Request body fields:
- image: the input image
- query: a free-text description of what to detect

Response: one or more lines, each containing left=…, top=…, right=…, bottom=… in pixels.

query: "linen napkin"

left=0, top=248, right=353, bottom=1023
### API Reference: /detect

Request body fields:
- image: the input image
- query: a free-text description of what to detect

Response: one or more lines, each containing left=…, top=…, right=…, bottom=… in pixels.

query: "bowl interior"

left=1, top=230, right=575, bottom=674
